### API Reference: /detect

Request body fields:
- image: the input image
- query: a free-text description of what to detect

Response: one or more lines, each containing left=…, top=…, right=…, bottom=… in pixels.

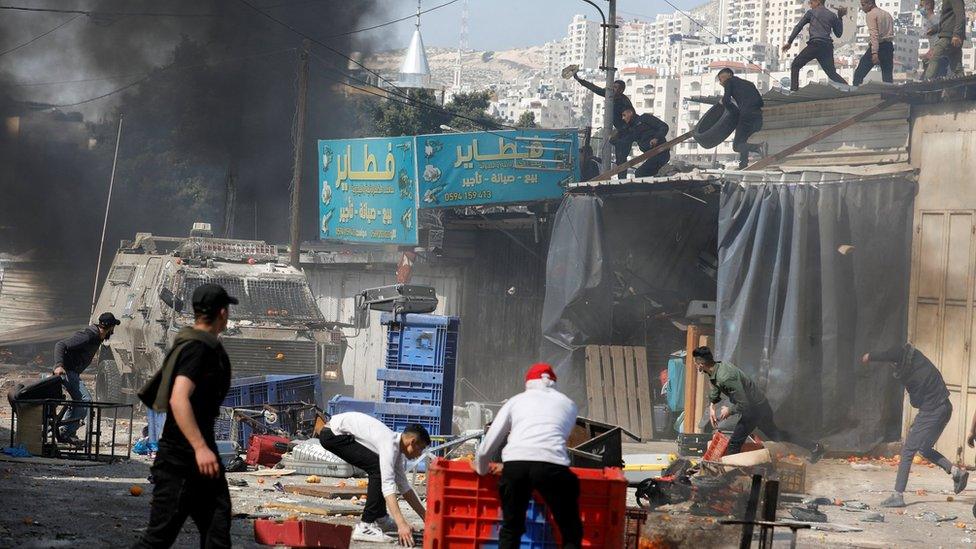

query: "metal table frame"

left=9, top=398, right=133, bottom=462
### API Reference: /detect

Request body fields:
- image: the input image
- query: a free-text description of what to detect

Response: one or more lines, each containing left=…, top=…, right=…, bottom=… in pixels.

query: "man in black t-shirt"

left=134, top=283, right=236, bottom=549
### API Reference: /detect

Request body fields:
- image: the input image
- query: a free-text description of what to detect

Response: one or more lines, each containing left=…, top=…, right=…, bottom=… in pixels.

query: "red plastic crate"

left=254, top=518, right=352, bottom=548
left=423, top=458, right=626, bottom=549
left=245, top=434, right=290, bottom=467
left=702, top=431, right=763, bottom=461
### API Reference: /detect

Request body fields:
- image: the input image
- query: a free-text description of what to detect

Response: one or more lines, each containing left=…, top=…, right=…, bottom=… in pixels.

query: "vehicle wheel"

left=692, top=103, right=739, bottom=149
left=95, top=360, right=123, bottom=403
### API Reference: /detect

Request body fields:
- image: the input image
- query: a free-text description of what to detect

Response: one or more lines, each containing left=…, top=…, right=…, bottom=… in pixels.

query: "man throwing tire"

left=717, top=68, right=766, bottom=169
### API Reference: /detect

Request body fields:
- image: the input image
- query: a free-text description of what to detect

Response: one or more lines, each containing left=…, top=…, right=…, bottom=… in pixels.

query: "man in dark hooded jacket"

left=862, top=344, right=968, bottom=507
left=617, top=107, right=670, bottom=177
left=134, top=283, right=236, bottom=548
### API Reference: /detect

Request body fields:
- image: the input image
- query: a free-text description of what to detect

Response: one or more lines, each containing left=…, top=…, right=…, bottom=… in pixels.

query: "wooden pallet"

left=584, top=345, right=654, bottom=440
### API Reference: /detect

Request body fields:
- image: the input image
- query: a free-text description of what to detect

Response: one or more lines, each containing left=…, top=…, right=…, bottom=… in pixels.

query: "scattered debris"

left=283, top=484, right=368, bottom=499
left=802, top=497, right=833, bottom=506
left=851, top=463, right=883, bottom=471
left=129, top=485, right=143, bottom=497
left=305, top=475, right=321, bottom=484
left=917, top=511, right=957, bottom=523
left=228, top=479, right=248, bottom=487
left=841, top=501, right=869, bottom=510
left=248, top=469, right=296, bottom=477
left=789, top=505, right=828, bottom=523
left=860, top=513, right=885, bottom=523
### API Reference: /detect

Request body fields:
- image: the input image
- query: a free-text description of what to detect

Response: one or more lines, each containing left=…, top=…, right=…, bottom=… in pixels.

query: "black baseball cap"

left=97, top=312, right=121, bottom=327
left=192, top=283, right=239, bottom=315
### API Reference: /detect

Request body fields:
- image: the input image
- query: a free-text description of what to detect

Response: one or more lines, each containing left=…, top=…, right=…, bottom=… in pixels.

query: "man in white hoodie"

left=474, top=363, right=581, bottom=549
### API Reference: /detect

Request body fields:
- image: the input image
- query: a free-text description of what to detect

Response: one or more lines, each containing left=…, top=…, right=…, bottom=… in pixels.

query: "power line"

left=324, top=0, right=460, bottom=38
left=0, top=14, right=80, bottom=57
left=0, top=4, right=216, bottom=17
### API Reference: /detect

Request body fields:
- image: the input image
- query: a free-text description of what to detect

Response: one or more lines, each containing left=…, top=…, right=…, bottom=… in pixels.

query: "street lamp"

left=579, top=0, right=616, bottom=172
left=439, top=124, right=462, bottom=133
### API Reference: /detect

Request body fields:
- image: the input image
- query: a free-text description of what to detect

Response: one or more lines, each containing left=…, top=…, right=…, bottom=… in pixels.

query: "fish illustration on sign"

left=320, top=208, right=334, bottom=235
left=424, top=139, right=442, bottom=159
left=423, top=164, right=441, bottom=183
left=397, top=169, right=413, bottom=199
left=321, top=183, right=332, bottom=205
left=423, top=184, right=446, bottom=204
left=322, top=146, right=334, bottom=171
left=401, top=209, right=413, bottom=230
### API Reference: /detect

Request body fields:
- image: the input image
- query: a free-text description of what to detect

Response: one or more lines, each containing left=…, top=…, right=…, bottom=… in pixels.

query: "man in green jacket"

left=693, top=346, right=825, bottom=461
left=923, top=0, right=966, bottom=79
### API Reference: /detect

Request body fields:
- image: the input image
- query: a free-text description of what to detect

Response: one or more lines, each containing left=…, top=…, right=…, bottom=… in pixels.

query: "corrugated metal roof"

left=569, top=164, right=916, bottom=191
left=690, top=74, right=976, bottom=106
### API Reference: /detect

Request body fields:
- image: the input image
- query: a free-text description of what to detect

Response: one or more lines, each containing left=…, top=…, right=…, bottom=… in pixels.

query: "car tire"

left=693, top=103, right=739, bottom=149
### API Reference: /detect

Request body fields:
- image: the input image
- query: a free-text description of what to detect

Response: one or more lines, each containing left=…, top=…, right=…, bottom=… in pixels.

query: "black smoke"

left=0, top=1, right=377, bottom=326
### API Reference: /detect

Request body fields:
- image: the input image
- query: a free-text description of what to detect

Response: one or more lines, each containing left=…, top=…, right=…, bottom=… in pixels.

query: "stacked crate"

left=374, top=313, right=458, bottom=436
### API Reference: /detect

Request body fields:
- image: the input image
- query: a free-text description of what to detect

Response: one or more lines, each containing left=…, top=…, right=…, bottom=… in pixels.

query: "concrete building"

left=543, top=38, right=569, bottom=76
left=679, top=39, right=773, bottom=75
left=590, top=67, right=681, bottom=134
left=566, top=14, right=602, bottom=70
left=493, top=92, right=575, bottom=129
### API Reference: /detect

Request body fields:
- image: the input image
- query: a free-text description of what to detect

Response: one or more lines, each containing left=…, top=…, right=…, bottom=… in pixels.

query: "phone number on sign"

left=443, top=190, right=492, bottom=202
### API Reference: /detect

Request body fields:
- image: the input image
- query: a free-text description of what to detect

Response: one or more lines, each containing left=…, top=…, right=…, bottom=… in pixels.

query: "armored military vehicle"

left=90, top=223, right=344, bottom=403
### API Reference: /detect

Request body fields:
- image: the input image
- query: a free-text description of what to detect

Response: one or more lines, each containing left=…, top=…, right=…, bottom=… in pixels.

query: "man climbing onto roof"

left=783, top=0, right=849, bottom=91
left=572, top=71, right=635, bottom=176
left=717, top=67, right=766, bottom=169
left=617, top=107, right=670, bottom=178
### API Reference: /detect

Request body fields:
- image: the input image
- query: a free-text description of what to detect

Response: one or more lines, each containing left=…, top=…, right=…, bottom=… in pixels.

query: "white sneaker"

left=375, top=515, right=398, bottom=534
left=352, top=522, right=393, bottom=543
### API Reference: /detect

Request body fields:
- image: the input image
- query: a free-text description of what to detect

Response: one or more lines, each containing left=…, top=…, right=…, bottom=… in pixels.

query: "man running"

left=862, top=344, right=968, bottom=507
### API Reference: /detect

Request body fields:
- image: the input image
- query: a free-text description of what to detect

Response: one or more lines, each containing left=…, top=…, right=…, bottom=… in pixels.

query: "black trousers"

left=133, top=460, right=232, bottom=549
left=790, top=41, right=848, bottom=91
left=727, top=400, right=815, bottom=455
left=853, top=41, right=894, bottom=85
left=634, top=149, right=670, bottom=178
left=499, top=461, right=582, bottom=549
left=613, top=139, right=632, bottom=179
left=320, top=428, right=386, bottom=523
left=732, top=111, right=763, bottom=169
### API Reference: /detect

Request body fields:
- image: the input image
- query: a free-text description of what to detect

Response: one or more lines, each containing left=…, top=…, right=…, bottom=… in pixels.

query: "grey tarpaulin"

left=540, top=195, right=611, bottom=404
left=716, top=173, right=917, bottom=451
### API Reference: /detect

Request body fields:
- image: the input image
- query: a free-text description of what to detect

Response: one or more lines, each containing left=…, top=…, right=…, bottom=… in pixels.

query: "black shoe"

left=809, top=443, right=825, bottom=463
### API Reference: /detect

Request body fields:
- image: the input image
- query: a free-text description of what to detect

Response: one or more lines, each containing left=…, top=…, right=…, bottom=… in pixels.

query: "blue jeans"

left=62, top=371, right=92, bottom=437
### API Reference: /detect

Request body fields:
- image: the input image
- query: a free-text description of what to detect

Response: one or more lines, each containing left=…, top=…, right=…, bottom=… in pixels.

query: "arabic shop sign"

left=318, top=137, right=418, bottom=245
left=417, top=129, right=579, bottom=208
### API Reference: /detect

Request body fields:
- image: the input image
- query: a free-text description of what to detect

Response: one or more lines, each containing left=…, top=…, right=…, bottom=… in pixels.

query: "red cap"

left=525, top=362, right=557, bottom=382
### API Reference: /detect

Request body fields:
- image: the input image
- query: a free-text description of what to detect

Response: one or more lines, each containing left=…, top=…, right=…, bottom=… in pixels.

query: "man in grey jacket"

left=923, top=0, right=966, bottom=79
left=52, top=312, right=120, bottom=444
left=784, top=0, right=850, bottom=91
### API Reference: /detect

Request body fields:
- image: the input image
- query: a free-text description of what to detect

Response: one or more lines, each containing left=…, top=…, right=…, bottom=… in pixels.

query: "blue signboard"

left=318, top=137, right=418, bottom=245
left=417, top=129, right=579, bottom=208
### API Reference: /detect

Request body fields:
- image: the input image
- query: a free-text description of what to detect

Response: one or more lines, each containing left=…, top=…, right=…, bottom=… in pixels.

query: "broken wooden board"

left=247, top=469, right=296, bottom=477
left=283, top=484, right=368, bottom=499
left=588, top=131, right=694, bottom=181
left=260, top=502, right=361, bottom=517
left=583, top=345, right=654, bottom=440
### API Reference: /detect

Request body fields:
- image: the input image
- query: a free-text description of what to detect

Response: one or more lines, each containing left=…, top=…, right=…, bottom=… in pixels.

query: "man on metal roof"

left=853, top=0, right=895, bottom=85
left=783, top=0, right=849, bottom=91
left=923, top=0, right=966, bottom=79
left=718, top=68, right=766, bottom=169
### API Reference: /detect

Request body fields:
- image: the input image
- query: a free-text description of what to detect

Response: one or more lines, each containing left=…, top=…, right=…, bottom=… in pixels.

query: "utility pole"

left=91, top=113, right=123, bottom=315
left=600, top=0, right=617, bottom=171
left=289, top=40, right=310, bottom=267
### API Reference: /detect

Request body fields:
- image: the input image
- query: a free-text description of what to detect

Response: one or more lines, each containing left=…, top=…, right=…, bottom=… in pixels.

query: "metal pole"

left=91, top=113, right=124, bottom=315
left=289, top=40, right=310, bottom=267
left=600, top=0, right=617, bottom=171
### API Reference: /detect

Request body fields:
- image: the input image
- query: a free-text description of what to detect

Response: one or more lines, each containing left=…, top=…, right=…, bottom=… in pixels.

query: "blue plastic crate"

left=221, top=374, right=322, bottom=408
left=378, top=413, right=442, bottom=436
left=374, top=401, right=440, bottom=417
left=378, top=369, right=445, bottom=405
left=327, top=395, right=379, bottom=416
left=381, top=314, right=459, bottom=373
left=474, top=500, right=558, bottom=549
